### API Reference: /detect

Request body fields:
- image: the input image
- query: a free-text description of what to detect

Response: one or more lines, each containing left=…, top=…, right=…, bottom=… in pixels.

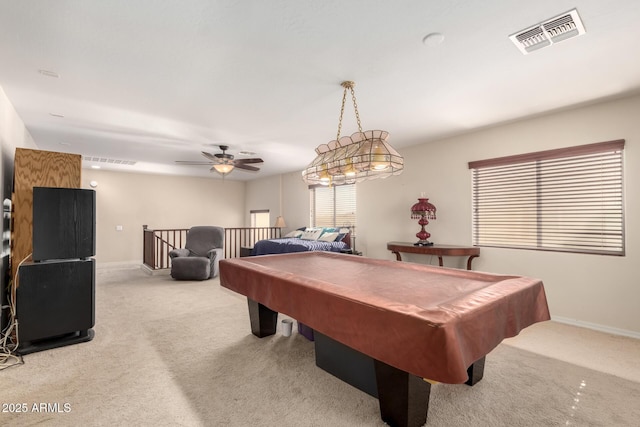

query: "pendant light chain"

left=349, top=85, right=363, bottom=134
left=336, top=81, right=363, bottom=141
left=336, top=86, right=348, bottom=141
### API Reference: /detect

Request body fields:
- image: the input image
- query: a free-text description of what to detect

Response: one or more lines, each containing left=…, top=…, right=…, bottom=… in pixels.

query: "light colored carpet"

left=1, top=267, right=639, bottom=426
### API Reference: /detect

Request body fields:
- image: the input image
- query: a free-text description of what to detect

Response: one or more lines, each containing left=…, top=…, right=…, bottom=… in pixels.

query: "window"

left=250, top=210, right=270, bottom=227
left=469, top=140, right=625, bottom=255
left=310, top=184, right=356, bottom=228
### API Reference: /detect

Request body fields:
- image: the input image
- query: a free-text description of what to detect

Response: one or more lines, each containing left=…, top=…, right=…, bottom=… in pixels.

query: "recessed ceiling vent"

left=509, top=9, right=585, bottom=55
left=83, top=156, right=137, bottom=166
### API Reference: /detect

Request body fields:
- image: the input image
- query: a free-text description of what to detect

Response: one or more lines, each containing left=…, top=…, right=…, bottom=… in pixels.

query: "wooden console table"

left=387, top=242, right=480, bottom=270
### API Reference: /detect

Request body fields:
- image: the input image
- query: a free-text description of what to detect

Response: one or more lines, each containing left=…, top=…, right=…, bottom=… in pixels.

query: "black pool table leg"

left=465, top=356, right=486, bottom=386
left=374, top=360, right=431, bottom=427
left=247, top=298, right=278, bottom=337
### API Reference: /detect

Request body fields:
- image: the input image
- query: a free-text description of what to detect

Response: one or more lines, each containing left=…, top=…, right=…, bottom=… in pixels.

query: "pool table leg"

left=247, top=298, right=278, bottom=338
left=465, top=356, right=486, bottom=386
left=374, top=359, right=431, bottom=427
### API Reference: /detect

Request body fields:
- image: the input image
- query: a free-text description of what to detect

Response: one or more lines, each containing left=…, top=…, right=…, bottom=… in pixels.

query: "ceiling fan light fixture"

left=212, top=163, right=234, bottom=175
left=176, top=146, right=263, bottom=176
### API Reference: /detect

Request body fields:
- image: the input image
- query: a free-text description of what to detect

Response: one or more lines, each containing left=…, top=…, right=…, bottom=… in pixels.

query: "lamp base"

left=414, top=240, right=434, bottom=247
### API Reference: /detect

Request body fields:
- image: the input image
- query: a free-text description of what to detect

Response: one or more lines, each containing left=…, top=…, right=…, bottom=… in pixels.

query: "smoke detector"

left=509, top=9, right=585, bottom=55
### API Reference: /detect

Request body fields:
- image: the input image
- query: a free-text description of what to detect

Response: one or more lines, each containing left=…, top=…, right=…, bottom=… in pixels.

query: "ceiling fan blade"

left=175, top=160, right=214, bottom=165
left=182, top=148, right=263, bottom=172
left=235, top=164, right=260, bottom=171
left=201, top=151, right=219, bottom=162
left=234, top=158, right=264, bottom=164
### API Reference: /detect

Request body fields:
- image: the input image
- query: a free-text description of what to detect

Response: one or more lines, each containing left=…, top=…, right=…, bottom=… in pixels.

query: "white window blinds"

left=469, top=140, right=625, bottom=255
left=311, top=184, right=356, bottom=228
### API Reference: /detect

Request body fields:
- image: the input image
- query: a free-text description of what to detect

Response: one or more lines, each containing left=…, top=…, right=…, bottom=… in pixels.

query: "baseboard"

left=95, top=261, right=169, bottom=276
left=96, top=260, right=141, bottom=270
left=551, top=315, right=640, bottom=340
left=139, top=264, right=170, bottom=276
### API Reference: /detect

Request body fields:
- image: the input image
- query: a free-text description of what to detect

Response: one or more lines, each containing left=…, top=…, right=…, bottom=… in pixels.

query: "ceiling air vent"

left=509, top=9, right=585, bottom=55
left=83, top=156, right=137, bottom=166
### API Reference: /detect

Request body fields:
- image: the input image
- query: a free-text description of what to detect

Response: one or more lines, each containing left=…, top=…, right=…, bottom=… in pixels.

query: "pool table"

left=219, top=251, right=550, bottom=426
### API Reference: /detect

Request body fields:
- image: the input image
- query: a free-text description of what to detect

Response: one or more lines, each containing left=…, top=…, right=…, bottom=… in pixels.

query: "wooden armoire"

left=11, top=148, right=82, bottom=280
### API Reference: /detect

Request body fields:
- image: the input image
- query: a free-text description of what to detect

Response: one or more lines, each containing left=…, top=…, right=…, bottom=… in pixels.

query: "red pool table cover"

left=219, top=251, right=550, bottom=384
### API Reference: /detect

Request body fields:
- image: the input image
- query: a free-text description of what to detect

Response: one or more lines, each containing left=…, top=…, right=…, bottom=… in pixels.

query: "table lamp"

left=274, top=216, right=286, bottom=228
left=410, top=197, right=436, bottom=246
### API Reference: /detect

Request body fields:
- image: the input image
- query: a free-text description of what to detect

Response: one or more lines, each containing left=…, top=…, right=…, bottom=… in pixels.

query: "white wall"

left=0, top=85, right=37, bottom=257
left=280, top=171, right=311, bottom=232
left=357, top=93, right=639, bottom=336
left=0, top=85, right=37, bottom=324
left=82, top=169, right=245, bottom=264
left=245, top=171, right=311, bottom=234
left=245, top=174, right=280, bottom=227
left=0, top=85, right=37, bottom=204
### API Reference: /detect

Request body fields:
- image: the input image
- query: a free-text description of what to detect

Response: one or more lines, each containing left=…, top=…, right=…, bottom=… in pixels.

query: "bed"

left=252, top=227, right=351, bottom=256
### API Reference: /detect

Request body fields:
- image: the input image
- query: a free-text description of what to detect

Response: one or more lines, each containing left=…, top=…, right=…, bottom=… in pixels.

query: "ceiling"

left=1, top=1, right=640, bottom=181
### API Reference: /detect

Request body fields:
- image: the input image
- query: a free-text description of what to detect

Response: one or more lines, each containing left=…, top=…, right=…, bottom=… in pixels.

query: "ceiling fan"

left=176, top=145, right=263, bottom=175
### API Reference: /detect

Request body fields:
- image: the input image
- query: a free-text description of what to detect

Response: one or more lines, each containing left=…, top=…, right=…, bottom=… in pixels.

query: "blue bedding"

left=252, top=237, right=347, bottom=256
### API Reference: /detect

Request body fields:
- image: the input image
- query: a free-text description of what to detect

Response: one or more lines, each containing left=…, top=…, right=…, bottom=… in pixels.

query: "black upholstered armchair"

left=169, top=226, right=224, bottom=280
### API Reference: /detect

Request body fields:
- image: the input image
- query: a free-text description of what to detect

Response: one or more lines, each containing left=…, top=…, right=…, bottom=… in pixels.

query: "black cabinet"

left=15, top=187, right=96, bottom=354
left=17, top=259, right=95, bottom=353
left=32, top=187, right=96, bottom=261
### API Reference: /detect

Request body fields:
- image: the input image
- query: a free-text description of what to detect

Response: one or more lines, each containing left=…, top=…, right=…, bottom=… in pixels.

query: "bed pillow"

left=284, top=229, right=303, bottom=238
left=318, top=232, right=339, bottom=242
left=320, top=227, right=339, bottom=236
left=300, top=228, right=323, bottom=240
